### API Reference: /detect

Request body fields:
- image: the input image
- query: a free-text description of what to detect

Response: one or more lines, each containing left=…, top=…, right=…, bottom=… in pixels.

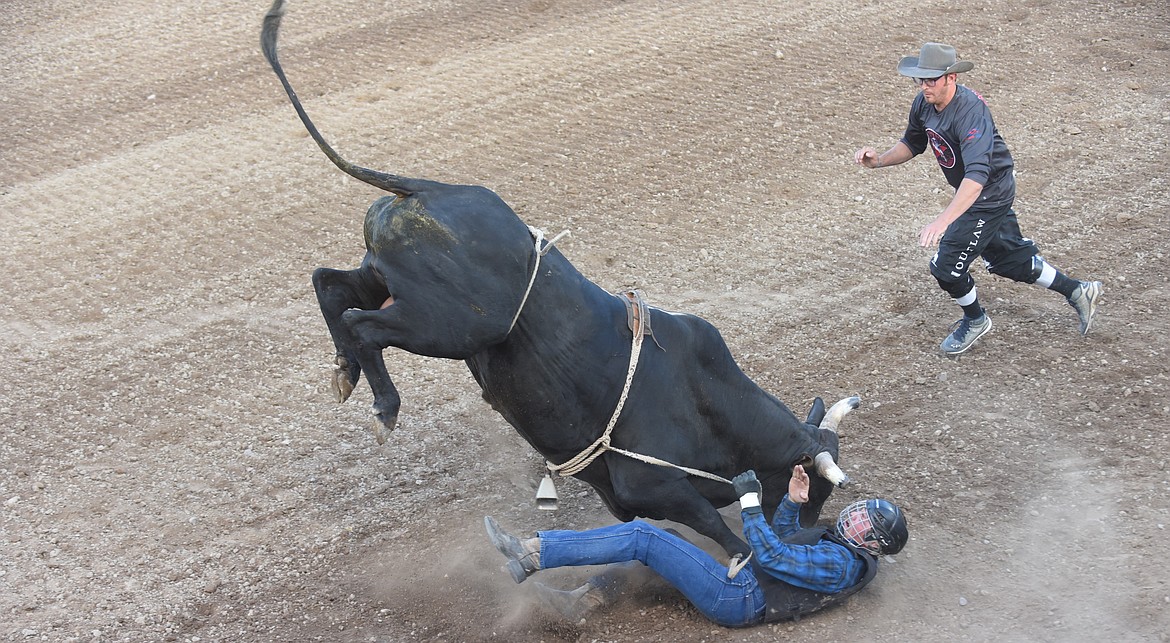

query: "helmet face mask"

left=836, top=499, right=908, bottom=555
left=836, top=500, right=881, bottom=553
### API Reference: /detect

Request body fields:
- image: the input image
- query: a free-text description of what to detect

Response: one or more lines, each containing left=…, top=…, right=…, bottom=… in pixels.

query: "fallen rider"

left=484, top=464, right=908, bottom=626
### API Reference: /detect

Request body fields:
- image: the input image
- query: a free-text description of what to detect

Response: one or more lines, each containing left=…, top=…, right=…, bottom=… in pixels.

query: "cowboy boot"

left=533, top=581, right=607, bottom=622
left=484, top=516, right=541, bottom=583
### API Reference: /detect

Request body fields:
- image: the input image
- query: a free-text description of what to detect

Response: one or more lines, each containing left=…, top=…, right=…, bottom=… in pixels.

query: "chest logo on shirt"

left=925, top=128, right=956, bottom=169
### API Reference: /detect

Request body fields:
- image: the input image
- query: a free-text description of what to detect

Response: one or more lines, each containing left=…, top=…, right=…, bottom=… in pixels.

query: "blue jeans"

left=539, top=521, right=766, bottom=627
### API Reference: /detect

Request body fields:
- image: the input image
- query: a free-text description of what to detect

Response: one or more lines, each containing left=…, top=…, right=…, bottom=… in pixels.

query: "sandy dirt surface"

left=2, top=0, right=1169, bottom=641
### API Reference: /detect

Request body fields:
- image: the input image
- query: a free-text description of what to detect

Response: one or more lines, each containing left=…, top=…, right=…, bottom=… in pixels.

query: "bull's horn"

left=818, top=396, right=861, bottom=434
left=813, top=451, right=850, bottom=488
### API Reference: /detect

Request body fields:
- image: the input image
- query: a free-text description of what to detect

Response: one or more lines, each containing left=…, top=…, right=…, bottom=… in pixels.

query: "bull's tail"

left=261, top=0, right=426, bottom=197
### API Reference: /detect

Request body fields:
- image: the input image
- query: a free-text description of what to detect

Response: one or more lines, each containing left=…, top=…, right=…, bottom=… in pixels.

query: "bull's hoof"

left=331, top=355, right=357, bottom=403
left=370, top=406, right=398, bottom=445
left=332, top=368, right=355, bottom=403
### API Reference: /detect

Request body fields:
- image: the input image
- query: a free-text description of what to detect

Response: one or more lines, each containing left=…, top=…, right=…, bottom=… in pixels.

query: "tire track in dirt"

left=2, top=0, right=894, bottom=346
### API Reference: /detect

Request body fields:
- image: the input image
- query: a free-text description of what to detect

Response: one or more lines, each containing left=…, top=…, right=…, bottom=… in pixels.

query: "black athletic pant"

left=930, top=202, right=1040, bottom=299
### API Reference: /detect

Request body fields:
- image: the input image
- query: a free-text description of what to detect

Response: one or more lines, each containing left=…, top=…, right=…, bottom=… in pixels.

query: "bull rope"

left=544, top=298, right=646, bottom=478
left=545, top=293, right=732, bottom=486
left=541, top=316, right=748, bottom=578
left=534, top=284, right=747, bottom=577
left=508, top=226, right=571, bottom=334
left=510, top=229, right=730, bottom=484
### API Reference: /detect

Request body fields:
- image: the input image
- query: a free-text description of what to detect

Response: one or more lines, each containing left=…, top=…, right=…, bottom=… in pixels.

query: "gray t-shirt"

left=900, top=84, right=1016, bottom=208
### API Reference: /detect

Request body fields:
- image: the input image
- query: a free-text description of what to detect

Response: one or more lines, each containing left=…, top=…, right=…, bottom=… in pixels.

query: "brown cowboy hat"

left=897, top=42, right=974, bottom=78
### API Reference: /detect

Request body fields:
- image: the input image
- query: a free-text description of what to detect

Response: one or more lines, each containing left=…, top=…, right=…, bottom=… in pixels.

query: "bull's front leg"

left=686, top=504, right=752, bottom=560
left=612, top=470, right=752, bottom=559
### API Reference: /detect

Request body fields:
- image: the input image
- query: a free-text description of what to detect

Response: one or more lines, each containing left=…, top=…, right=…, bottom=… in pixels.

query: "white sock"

left=1034, top=260, right=1057, bottom=288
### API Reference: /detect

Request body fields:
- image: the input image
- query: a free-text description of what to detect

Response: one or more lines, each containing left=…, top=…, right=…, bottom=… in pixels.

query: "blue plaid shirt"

left=741, top=495, right=867, bottom=593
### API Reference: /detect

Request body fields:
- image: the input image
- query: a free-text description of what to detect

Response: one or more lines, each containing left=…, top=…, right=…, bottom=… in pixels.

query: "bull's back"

left=624, top=309, right=804, bottom=451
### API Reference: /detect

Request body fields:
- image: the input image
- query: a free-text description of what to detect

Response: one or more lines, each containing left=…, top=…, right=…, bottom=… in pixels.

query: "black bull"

left=262, top=0, right=857, bottom=558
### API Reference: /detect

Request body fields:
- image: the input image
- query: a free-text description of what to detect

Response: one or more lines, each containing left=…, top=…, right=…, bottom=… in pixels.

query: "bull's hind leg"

left=337, top=307, right=419, bottom=440
left=311, top=266, right=388, bottom=403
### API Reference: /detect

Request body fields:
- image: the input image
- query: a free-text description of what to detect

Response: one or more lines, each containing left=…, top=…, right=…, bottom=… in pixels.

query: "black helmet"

left=836, top=499, right=909, bottom=555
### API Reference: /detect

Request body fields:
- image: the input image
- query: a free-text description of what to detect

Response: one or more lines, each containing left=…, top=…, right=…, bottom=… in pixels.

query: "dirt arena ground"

left=2, top=0, right=1168, bottom=641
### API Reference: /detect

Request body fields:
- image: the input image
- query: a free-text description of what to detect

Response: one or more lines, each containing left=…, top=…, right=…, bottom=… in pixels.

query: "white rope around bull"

left=508, top=225, right=571, bottom=334
left=533, top=283, right=745, bottom=578
left=510, top=227, right=732, bottom=484
left=605, top=446, right=733, bottom=484
left=545, top=300, right=644, bottom=478
left=542, top=321, right=746, bottom=577
left=543, top=294, right=733, bottom=485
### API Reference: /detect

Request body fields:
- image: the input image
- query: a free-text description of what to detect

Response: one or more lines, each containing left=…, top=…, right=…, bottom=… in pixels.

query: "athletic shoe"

left=1067, top=280, right=1102, bottom=335
left=940, top=314, right=992, bottom=356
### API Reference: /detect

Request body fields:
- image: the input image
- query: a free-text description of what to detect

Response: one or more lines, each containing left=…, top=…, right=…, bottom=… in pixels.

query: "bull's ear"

left=805, top=397, right=826, bottom=426
left=795, top=453, right=814, bottom=468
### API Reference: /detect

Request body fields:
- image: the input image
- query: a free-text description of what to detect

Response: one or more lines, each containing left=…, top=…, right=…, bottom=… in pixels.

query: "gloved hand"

left=732, top=470, right=763, bottom=511
left=732, top=470, right=762, bottom=497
